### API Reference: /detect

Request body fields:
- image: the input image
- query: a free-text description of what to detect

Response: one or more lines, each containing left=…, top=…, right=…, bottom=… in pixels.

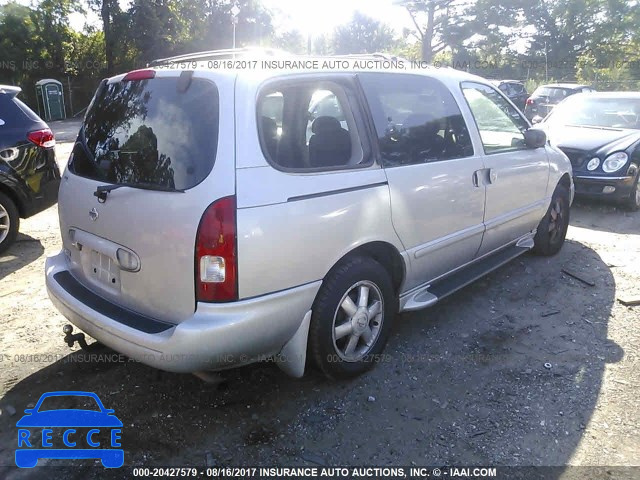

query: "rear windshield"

left=70, top=77, right=219, bottom=191
left=0, top=95, right=39, bottom=127
left=534, top=87, right=573, bottom=100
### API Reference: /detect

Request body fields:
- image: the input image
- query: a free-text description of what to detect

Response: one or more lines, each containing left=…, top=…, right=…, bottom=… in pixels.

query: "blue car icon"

left=15, top=391, right=123, bottom=468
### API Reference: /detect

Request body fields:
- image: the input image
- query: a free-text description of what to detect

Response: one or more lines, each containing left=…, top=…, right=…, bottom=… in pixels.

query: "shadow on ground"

left=571, top=198, right=639, bottom=235
left=0, top=239, right=621, bottom=479
left=0, top=233, right=44, bottom=281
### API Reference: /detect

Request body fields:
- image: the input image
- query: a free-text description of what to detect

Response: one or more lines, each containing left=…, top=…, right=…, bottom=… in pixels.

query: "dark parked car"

left=0, top=85, right=60, bottom=253
left=524, top=83, right=595, bottom=121
left=492, top=80, right=529, bottom=110
left=540, top=92, right=640, bottom=210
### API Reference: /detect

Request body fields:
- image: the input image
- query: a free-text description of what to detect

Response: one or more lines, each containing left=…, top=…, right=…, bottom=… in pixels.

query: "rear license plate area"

left=86, top=250, right=121, bottom=290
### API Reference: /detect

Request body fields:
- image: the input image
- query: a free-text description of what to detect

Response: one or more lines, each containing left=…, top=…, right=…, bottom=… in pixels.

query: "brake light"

left=27, top=128, right=55, bottom=148
left=526, top=98, right=535, bottom=105
left=195, top=196, right=238, bottom=302
left=123, top=69, right=156, bottom=81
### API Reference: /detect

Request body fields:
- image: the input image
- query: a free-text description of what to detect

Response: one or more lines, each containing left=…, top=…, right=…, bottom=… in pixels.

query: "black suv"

left=492, top=80, right=529, bottom=110
left=0, top=85, right=60, bottom=253
left=524, top=83, right=595, bottom=121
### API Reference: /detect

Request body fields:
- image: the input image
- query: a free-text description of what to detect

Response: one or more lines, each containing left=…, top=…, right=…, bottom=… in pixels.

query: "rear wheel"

left=0, top=192, right=19, bottom=255
left=309, top=256, right=396, bottom=379
left=624, top=175, right=640, bottom=211
left=532, top=184, right=570, bottom=256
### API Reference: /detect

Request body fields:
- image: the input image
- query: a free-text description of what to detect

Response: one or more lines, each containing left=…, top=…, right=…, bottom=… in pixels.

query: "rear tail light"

left=123, top=69, right=156, bottom=81
left=195, top=196, right=238, bottom=302
left=27, top=128, right=55, bottom=148
left=526, top=98, right=535, bottom=106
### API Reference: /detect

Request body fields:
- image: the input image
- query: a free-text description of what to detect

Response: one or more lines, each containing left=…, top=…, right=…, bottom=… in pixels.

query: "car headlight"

left=586, top=157, right=600, bottom=171
left=602, top=152, right=628, bottom=173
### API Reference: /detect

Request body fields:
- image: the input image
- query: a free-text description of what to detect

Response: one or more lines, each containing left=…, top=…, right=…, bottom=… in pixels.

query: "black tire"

left=0, top=192, right=19, bottom=255
left=532, top=184, right=570, bottom=256
left=624, top=175, right=640, bottom=211
left=309, top=256, right=396, bottom=380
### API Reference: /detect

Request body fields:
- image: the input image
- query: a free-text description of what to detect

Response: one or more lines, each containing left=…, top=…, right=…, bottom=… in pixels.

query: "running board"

left=400, top=243, right=530, bottom=313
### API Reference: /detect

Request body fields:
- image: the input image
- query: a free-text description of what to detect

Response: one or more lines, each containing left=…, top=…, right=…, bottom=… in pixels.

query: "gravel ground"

left=0, top=120, right=638, bottom=478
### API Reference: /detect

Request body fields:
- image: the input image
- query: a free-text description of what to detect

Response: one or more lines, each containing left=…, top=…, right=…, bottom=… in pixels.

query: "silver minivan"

left=46, top=53, right=574, bottom=379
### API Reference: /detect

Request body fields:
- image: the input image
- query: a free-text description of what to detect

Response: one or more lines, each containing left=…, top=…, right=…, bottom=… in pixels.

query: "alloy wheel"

left=332, top=280, right=384, bottom=362
left=0, top=203, right=10, bottom=244
left=548, top=198, right=565, bottom=244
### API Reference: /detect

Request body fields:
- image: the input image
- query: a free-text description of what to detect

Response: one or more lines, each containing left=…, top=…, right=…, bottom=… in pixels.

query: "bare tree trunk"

left=422, top=3, right=436, bottom=62
left=101, top=0, right=115, bottom=74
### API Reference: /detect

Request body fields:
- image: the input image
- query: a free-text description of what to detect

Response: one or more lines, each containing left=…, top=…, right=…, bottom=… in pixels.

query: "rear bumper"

left=10, top=148, right=60, bottom=218
left=22, top=175, right=60, bottom=217
left=574, top=174, right=636, bottom=200
left=46, top=251, right=321, bottom=373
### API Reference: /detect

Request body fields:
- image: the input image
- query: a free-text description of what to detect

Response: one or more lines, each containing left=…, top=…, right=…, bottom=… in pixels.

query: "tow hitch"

left=62, top=324, right=90, bottom=350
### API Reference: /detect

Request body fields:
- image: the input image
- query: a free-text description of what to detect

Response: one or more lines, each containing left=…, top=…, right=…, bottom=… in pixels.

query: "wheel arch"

left=325, top=241, right=406, bottom=295
left=559, top=172, right=571, bottom=190
left=0, top=177, right=26, bottom=217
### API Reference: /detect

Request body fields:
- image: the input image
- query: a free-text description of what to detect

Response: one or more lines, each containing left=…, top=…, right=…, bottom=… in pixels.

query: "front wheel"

left=532, top=184, right=570, bottom=256
left=309, top=256, right=396, bottom=380
left=624, top=175, right=640, bottom=211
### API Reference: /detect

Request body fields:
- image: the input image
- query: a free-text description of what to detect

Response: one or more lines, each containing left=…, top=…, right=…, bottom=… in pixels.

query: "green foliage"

left=271, top=30, right=307, bottom=55
left=576, top=52, right=640, bottom=91
left=2, top=0, right=639, bottom=115
left=393, top=42, right=422, bottom=61
left=332, top=12, right=397, bottom=55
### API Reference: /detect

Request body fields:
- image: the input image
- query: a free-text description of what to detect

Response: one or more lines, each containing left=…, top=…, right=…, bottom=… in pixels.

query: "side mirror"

left=531, top=115, right=544, bottom=124
left=524, top=128, right=547, bottom=149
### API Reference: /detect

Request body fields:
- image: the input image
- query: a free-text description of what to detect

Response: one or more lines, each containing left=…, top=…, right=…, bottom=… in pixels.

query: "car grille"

left=559, top=148, right=587, bottom=168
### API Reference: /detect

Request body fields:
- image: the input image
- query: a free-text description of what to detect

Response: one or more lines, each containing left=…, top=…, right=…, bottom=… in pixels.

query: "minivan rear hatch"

left=58, top=69, right=235, bottom=324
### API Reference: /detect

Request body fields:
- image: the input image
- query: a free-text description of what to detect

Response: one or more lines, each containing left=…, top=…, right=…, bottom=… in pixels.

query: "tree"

left=176, top=0, right=274, bottom=53
left=398, top=0, right=467, bottom=62
left=86, top=0, right=121, bottom=74
left=0, top=2, right=38, bottom=85
left=273, top=30, right=307, bottom=54
left=127, top=0, right=186, bottom=64
left=332, top=12, right=396, bottom=55
left=522, top=0, right=605, bottom=71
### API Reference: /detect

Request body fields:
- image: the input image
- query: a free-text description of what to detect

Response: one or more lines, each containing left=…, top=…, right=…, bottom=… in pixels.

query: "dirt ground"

left=0, top=120, right=638, bottom=478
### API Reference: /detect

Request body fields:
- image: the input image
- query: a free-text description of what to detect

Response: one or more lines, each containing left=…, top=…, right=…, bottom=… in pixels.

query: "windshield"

left=546, top=96, right=640, bottom=130
left=69, top=77, right=219, bottom=191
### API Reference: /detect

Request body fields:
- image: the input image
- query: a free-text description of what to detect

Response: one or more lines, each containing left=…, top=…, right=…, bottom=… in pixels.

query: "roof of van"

left=135, top=49, right=493, bottom=87
left=111, top=57, right=490, bottom=90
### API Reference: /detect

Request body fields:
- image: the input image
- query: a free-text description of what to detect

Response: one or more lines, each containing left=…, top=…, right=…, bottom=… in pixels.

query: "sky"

left=261, top=0, right=414, bottom=37
left=0, top=0, right=415, bottom=38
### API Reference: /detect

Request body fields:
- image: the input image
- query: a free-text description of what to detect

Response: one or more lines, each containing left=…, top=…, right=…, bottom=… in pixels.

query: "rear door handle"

left=489, top=169, right=498, bottom=184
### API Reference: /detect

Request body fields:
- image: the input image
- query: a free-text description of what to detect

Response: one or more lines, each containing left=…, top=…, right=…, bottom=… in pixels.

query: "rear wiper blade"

left=94, top=182, right=184, bottom=203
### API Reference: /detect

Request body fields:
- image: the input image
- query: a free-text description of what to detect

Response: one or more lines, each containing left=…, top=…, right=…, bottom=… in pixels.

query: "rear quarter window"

left=0, top=95, right=36, bottom=128
left=70, top=77, right=219, bottom=191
